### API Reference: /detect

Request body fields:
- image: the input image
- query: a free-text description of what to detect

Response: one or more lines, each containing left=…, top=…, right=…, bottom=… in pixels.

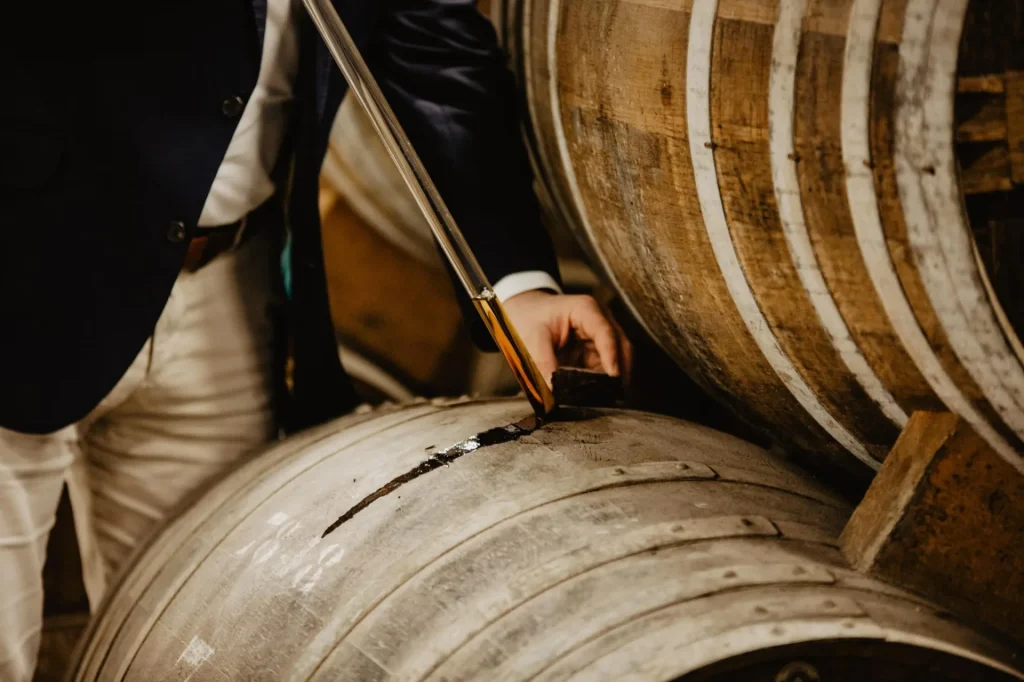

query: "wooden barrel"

left=320, top=95, right=598, bottom=400
left=319, top=169, right=479, bottom=396
left=493, top=0, right=1024, bottom=478
left=324, top=96, right=444, bottom=268
left=67, top=400, right=1021, bottom=680
left=337, top=344, right=416, bottom=405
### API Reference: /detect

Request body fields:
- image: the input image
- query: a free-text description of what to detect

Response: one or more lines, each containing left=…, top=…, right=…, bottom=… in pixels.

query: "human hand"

left=502, top=290, right=633, bottom=388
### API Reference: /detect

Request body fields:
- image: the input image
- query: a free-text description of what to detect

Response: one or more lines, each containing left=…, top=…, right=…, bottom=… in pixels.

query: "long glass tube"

left=303, top=0, right=556, bottom=417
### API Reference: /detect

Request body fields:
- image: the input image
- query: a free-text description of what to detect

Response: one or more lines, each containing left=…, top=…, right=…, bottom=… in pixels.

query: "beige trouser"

left=0, top=231, right=280, bottom=681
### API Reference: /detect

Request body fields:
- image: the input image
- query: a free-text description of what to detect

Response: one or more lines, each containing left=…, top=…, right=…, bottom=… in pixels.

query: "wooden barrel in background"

left=493, top=0, right=1024, bottom=480
left=321, top=95, right=603, bottom=402
left=323, top=96, right=446, bottom=270
left=67, top=399, right=1021, bottom=680
left=319, top=175, right=481, bottom=400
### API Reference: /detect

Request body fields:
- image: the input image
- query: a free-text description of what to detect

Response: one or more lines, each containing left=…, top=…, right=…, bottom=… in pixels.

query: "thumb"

left=571, top=298, right=620, bottom=377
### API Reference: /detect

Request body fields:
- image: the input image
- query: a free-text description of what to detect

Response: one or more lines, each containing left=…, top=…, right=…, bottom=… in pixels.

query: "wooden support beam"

left=1007, top=71, right=1024, bottom=185
left=840, top=411, right=1024, bottom=645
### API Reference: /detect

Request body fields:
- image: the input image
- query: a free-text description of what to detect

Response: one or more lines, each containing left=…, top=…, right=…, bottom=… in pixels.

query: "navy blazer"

left=0, top=1, right=559, bottom=434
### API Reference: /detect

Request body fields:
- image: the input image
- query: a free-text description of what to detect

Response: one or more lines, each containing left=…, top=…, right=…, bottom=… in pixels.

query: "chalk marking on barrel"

left=687, top=0, right=877, bottom=468
left=893, top=0, right=1024, bottom=469
left=769, top=0, right=908, bottom=428
left=841, top=0, right=1021, bottom=470
left=93, top=404, right=458, bottom=682
left=544, top=0, right=663, bottom=352
left=176, top=635, right=214, bottom=680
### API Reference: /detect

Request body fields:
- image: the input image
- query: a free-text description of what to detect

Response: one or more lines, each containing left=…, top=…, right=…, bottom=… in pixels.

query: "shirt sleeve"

left=366, top=0, right=563, bottom=348
left=493, top=270, right=563, bottom=303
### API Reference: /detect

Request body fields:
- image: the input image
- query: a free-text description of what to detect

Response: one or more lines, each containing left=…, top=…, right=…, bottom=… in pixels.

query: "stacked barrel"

left=493, top=0, right=1024, bottom=477
left=67, top=400, right=1022, bottom=680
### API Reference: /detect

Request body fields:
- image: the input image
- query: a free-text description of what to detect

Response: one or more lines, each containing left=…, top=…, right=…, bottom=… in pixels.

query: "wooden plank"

left=956, top=94, right=1009, bottom=143
left=960, top=143, right=1014, bottom=195
left=1007, top=71, right=1024, bottom=185
left=958, top=74, right=1006, bottom=94
left=840, top=411, right=1024, bottom=645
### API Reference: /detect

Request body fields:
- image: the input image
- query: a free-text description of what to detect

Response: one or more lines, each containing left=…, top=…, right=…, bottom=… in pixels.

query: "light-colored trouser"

left=0, top=231, right=280, bottom=681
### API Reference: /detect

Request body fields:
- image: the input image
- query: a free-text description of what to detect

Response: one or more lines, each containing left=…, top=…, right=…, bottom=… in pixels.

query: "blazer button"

left=222, top=95, right=245, bottom=118
left=166, top=220, right=187, bottom=244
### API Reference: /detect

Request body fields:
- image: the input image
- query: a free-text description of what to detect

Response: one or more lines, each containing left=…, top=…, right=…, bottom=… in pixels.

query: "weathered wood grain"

left=65, top=400, right=1023, bottom=681
left=841, top=411, right=1024, bottom=646
left=1008, top=71, right=1024, bottom=184
left=895, top=0, right=1024, bottom=457
left=493, top=0, right=1024, bottom=477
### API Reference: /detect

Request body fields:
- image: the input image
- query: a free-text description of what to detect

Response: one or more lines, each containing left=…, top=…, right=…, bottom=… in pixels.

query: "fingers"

left=525, top=327, right=559, bottom=389
left=608, top=313, right=633, bottom=387
left=570, top=296, right=622, bottom=377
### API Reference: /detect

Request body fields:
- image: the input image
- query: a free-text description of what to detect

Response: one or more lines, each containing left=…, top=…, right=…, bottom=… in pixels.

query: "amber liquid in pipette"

left=472, top=293, right=557, bottom=419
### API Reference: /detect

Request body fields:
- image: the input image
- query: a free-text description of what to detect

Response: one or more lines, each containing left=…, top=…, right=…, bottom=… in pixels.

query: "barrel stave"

left=539, top=587, right=1023, bottom=682
left=710, top=4, right=901, bottom=458
left=956, top=0, right=1024, bottom=346
left=494, top=0, right=1024, bottom=473
left=68, top=401, right=1023, bottom=681
left=859, top=0, right=1019, bottom=450
left=322, top=489, right=848, bottom=681
left=70, top=403, right=446, bottom=680
left=793, top=7, right=936, bottom=417
left=548, top=0, right=849, bottom=466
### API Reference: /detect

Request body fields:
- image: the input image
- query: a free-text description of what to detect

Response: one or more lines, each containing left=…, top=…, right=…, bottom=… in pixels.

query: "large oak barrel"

left=493, top=0, right=1024, bottom=477
left=68, top=399, right=1020, bottom=680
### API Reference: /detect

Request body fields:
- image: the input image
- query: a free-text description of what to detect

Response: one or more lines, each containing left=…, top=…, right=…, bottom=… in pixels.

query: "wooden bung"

left=492, top=0, right=1024, bottom=481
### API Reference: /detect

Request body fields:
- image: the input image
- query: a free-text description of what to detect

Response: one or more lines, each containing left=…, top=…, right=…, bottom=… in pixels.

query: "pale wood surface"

left=66, top=400, right=1022, bottom=680
left=841, top=411, right=1024, bottom=646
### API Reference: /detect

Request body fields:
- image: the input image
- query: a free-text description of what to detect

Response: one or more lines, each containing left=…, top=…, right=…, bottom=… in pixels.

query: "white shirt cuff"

left=492, top=271, right=562, bottom=303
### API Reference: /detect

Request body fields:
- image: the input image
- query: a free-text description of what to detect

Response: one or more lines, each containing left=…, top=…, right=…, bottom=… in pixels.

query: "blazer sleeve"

left=366, top=0, right=562, bottom=347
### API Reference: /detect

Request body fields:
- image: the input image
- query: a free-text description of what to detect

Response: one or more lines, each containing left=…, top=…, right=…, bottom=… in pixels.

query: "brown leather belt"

left=182, top=219, right=250, bottom=273
left=182, top=196, right=279, bottom=273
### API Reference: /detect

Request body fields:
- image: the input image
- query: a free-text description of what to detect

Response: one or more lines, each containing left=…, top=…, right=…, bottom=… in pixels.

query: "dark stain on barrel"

left=660, top=56, right=673, bottom=106
left=322, top=416, right=540, bottom=537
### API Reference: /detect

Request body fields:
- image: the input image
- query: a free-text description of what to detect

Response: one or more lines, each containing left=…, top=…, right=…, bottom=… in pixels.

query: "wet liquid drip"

left=472, top=293, right=556, bottom=419
left=322, top=416, right=538, bottom=537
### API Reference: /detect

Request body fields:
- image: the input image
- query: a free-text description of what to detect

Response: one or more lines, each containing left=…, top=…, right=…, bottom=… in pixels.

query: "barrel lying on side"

left=68, top=399, right=1021, bottom=681
left=494, top=0, right=1024, bottom=478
